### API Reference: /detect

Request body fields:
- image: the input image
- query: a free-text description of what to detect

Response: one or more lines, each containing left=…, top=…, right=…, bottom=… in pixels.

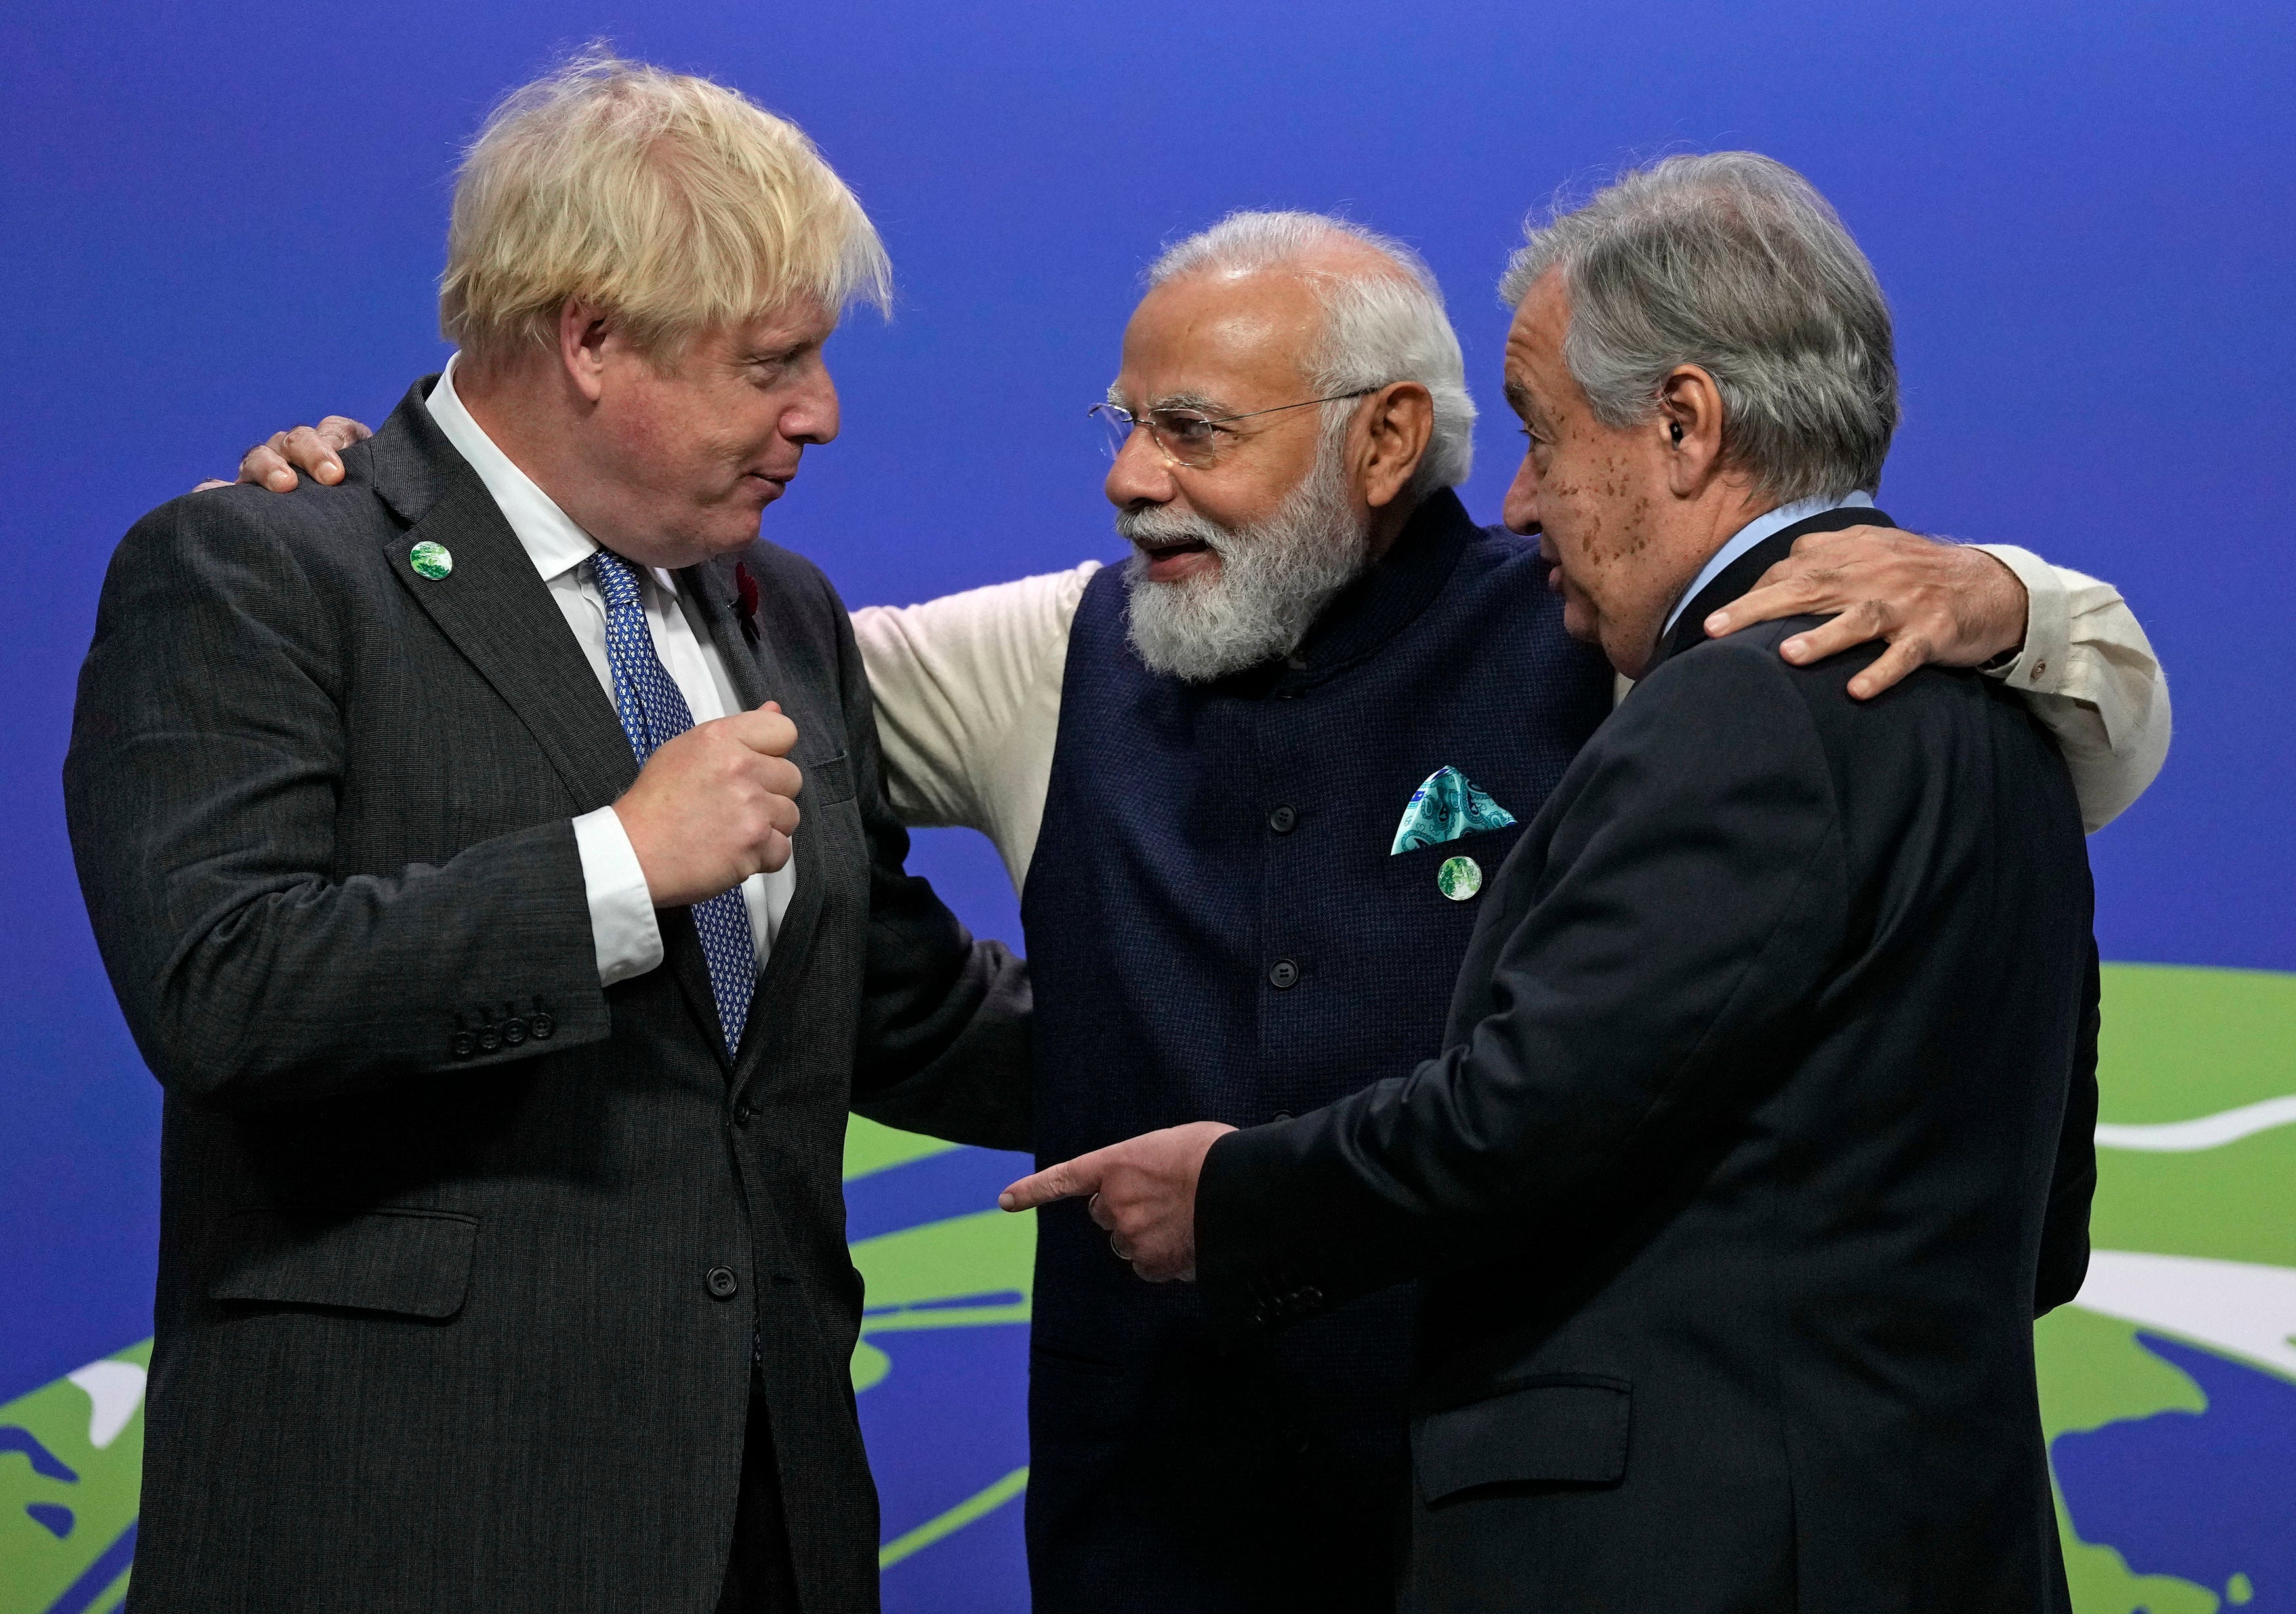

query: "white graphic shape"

left=2073, top=1249, right=2296, bottom=1382
left=2094, top=1093, right=2296, bottom=1152
left=66, top=1358, right=148, bottom=1449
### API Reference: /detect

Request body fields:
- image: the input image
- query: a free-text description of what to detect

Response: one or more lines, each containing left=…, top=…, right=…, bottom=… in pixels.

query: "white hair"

left=1145, top=211, right=1477, bottom=497
left=1499, top=153, right=1896, bottom=502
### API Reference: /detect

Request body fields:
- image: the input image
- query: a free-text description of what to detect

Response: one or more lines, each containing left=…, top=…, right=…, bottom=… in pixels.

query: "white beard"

left=1117, top=445, right=1373, bottom=683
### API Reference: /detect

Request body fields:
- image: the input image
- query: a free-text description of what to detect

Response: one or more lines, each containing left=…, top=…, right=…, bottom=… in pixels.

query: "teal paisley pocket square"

left=1390, top=766, right=1517, bottom=854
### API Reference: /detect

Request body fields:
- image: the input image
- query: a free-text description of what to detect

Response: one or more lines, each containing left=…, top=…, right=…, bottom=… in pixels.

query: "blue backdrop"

left=4, top=3, right=2291, bottom=1609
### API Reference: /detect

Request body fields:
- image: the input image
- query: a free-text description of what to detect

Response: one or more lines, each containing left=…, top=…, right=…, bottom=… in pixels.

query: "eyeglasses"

left=1088, top=389, right=1376, bottom=468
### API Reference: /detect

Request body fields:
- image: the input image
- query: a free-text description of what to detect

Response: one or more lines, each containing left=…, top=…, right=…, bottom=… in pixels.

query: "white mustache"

left=1115, top=505, right=1228, bottom=553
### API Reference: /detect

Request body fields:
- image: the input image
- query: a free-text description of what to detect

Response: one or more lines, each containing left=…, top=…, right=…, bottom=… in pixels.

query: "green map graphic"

left=5, top=962, right=2290, bottom=1611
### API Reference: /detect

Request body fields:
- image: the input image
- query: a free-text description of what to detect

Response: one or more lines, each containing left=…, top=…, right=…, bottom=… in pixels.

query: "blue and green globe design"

left=4, top=962, right=2291, bottom=1612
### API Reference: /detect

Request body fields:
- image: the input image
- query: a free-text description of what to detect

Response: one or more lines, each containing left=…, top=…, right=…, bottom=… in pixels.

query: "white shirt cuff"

left=1969, top=544, right=2072, bottom=695
left=572, top=806, right=665, bottom=986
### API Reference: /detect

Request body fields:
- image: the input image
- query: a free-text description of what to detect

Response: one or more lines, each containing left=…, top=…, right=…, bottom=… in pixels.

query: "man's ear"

left=557, top=300, right=614, bottom=405
left=1360, top=381, right=1436, bottom=510
left=1656, top=364, right=1726, bottom=498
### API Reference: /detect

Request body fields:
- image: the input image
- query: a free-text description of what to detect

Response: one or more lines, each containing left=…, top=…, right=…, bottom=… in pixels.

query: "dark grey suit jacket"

left=1197, top=509, right=2098, bottom=1613
left=64, top=379, right=1029, bottom=1614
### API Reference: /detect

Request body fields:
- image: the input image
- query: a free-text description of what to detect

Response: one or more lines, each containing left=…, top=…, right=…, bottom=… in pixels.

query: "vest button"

left=706, top=1266, right=739, bottom=1301
left=1267, top=959, right=1300, bottom=990
left=1267, top=805, right=1298, bottom=834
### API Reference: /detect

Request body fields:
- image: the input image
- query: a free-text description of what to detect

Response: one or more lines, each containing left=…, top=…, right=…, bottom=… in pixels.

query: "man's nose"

left=786, top=361, right=840, bottom=446
left=1502, top=450, right=1542, bottom=536
left=1103, top=423, right=1175, bottom=508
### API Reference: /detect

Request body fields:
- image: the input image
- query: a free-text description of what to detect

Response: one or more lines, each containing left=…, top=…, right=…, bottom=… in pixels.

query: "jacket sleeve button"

left=450, top=1032, right=477, bottom=1060
left=501, top=1017, right=527, bottom=1047
left=476, top=1025, right=501, bottom=1053
left=529, top=1012, right=555, bottom=1040
left=707, top=1266, right=740, bottom=1300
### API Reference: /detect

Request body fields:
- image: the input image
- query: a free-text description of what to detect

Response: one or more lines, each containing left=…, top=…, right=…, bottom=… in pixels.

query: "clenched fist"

left=613, top=704, right=803, bottom=907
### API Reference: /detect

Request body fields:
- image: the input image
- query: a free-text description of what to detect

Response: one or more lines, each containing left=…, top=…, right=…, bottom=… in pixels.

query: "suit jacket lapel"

left=683, top=558, right=829, bottom=1085
left=372, top=388, right=636, bottom=814
left=372, top=382, right=731, bottom=1070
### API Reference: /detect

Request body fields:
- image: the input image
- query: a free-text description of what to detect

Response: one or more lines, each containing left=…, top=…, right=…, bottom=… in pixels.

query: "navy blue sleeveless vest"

left=1017, top=490, right=1613, bottom=1613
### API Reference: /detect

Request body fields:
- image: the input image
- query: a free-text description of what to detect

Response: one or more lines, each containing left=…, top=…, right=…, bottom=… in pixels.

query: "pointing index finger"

left=1000, top=1152, right=1105, bottom=1211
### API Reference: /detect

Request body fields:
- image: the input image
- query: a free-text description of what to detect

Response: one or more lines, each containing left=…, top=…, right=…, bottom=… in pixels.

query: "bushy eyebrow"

left=1105, top=384, right=1230, bottom=415
left=1502, top=380, right=1534, bottom=418
left=1149, top=392, right=1227, bottom=416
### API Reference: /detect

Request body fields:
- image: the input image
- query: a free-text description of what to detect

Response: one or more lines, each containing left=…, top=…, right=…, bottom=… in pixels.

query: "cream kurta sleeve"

left=1616, top=548, right=2168, bottom=834
left=1969, top=545, right=2171, bottom=834
left=849, top=561, right=1101, bottom=894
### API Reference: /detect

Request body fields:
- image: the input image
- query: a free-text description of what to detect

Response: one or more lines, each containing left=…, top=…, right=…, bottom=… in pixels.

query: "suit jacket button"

left=1267, top=805, right=1298, bottom=834
left=733, top=1100, right=754, bottom=1127
left=707, top=1266, right=739, bottom=1300
left=1254, top=1301, right=1278, bottom=1326
left=450, top=1032, right=477, bottom=1060
left=1300, top=1286, right=1324, bottom=1307
left=476, top=1025, right=501, bottom=1053
left=1271, top=1110, right=1292, bottom=1123
left=501, top=1017, right=527, bottom=1047
left=529, top=1012, right=555, bottom=1040
left=1267, top=959, right=1300, bottom=990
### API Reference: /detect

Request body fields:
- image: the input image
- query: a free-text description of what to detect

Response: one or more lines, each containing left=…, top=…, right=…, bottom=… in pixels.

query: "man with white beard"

left=230, top=211, right=2168, bottom=1611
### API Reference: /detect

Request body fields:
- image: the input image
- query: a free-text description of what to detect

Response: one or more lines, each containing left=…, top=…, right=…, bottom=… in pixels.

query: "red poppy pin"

left=733, top=562, right=760, bottom=643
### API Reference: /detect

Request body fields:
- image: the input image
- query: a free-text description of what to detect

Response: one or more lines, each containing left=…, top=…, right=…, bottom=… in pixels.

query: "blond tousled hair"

left=438, top=50, right=892, bottom=368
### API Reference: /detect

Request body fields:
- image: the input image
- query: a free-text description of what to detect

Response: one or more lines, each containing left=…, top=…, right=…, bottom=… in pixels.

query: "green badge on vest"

left=1437, top=855, right=1483, bottom=902
left=409, top=540, right=453, bottom=580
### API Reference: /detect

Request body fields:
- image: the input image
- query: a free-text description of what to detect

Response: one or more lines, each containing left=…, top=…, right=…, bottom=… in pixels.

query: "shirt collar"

left=425, top=354, right=676, bottom=597
left=1659, top=489, right=1876, bottom=637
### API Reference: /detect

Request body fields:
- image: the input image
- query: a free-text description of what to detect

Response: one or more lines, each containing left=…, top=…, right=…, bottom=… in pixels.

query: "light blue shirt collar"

left=1660, top=491, right=1877, bottom=637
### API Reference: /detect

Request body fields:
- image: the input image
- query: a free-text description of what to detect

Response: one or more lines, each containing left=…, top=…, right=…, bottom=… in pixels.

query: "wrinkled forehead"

left=1501, top=270, right=1572, bottom=414
left=1113, top=268, right=1324, bottom=410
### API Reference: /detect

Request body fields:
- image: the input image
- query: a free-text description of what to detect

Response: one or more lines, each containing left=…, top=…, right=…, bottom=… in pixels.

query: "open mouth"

left=1134, top=535, right=1217, bottom=584
left=1136, top=535, right=1209, bottom=563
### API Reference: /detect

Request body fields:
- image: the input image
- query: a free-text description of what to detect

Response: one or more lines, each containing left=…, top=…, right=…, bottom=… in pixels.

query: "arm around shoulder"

left=1973, top=545, right=2171, bottom=831
left=850, top=561, right=1096, bottom=890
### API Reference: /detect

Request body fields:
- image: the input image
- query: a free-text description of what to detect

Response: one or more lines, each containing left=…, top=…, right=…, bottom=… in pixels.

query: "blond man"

left=64, top=56, right=1027, bottom=1614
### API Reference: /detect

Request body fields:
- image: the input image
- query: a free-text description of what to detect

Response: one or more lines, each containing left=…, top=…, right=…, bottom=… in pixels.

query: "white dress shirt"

left=851, top=523, right=2173, bottom=883
left=426, top=356, right=793, bottom=986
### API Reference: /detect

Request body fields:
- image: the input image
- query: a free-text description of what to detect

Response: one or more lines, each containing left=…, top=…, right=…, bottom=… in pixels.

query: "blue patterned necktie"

left=588, top=549, right=756, bottom=1055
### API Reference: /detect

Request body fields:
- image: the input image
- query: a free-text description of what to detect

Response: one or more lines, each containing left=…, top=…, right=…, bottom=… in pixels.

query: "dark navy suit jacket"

left=1197, top=508, right=2101, bottom=1614
left=1020, top=489, right=1613, bottom=1612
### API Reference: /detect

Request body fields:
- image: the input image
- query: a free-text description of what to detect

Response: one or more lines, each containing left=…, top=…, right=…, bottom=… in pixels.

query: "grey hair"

left=1498, top=153, right=1897, bottom=502
left=1147, top=211, right=1477, bottom=496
